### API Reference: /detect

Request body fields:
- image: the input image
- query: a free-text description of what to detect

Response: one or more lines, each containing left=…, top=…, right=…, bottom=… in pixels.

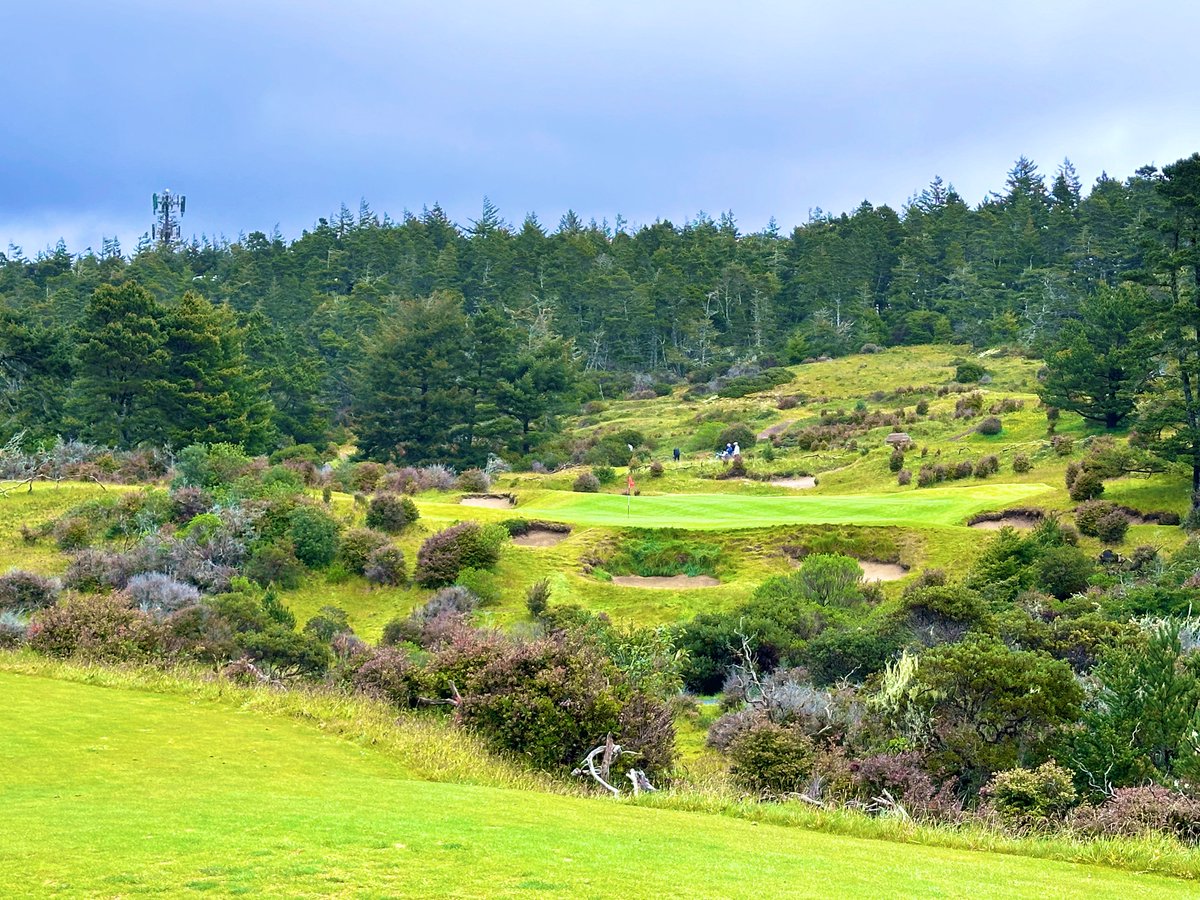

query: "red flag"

left=627, top=473, right=636, bottom=493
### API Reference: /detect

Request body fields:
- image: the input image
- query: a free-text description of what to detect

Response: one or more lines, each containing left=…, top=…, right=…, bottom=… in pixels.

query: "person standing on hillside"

left=673, top=447, right=681, bottom=463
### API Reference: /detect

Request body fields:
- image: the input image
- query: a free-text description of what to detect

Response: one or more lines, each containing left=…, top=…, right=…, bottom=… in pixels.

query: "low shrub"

left=1071, top=786, right=1200, bottom=843
left=1052, top=434, right=1075, bottom=456
left=889, top=447, right=905, bottom=472
left=573, top=472, right=600, bottom=492
left=915, top=399, right=930, bottom=416
left=1095, top=509, right=1130, bottom=544
left=715, top=424, right=757, bottom=451
left=592, top=465, right=617, bottom=485
left=415, top=523, right=506, bottom=587
left=974, top=455, right=999, bottom=478
left=302, top=605, right=352, bottom=642
left=238, top=624, right=332, bottom=678
left=125, top=572, right=201, bottom=616
left=976, top=416, right=1002, bottom=436
left=1012, top=453, right=1031, bottom=473
left=287, top=504, right=340, bottom=568
left=1075, top=501, right=1118, bottom=537
left=983, top=761, right=1077, bottom=826
left=1036, top=546, right=1094, bottom=599
left=0, top=570, right=60, bottom=611
left=351, top=647, right=422, bottom=708
left=337, top=528, right=390, bottom=575
left=955, top=360, right=986, bottom=383
left=456, top=468, right=491, bottom=493
left=364, top=545, right=407, bottom=586
left=169, top=486, right=212, bottom=523
left=649, top=460, right=664, bottom=477
left=897, top=469, right=912, bottom=486
left=365, top=493, right=420, bottom=533
left=1068, top=470, right=1104, bottom=502
left=728, top=721, right=815, bottom=797
left=27, top=592, right=162, bottom=661
left=246, top=540, right=305, bottom=589
left=525, top=578, right=551, bottom=617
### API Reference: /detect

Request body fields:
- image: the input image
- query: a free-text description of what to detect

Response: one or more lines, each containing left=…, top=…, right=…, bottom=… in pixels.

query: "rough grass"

left=3, top=655, right=1198, bottom=896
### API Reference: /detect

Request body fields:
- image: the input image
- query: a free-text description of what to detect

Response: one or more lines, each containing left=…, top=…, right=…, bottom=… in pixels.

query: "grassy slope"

left=1, top=669, right=1190, bottom=899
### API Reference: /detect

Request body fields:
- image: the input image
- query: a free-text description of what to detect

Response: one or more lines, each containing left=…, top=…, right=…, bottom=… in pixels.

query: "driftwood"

left=572, top=734, right=657, bottom=797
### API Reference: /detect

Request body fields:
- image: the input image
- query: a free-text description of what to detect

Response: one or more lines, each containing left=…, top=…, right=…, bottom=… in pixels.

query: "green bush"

left=173, top=443, right=252, bottom=489
left=715, top=424, right=757, bottom=452
left=364, top=546, right=407, bottom=586
left=792, top=553, right=864, bottom=607
left=985, top=761, right=1078, bottom=825
left=954, top=361, right=986, bottom=383
left=365, top=493, right=419, bottom=533
left=1012, top=453, right=1032, bottom=473
left=728, top=721, right=815, bottom=797
left=889, top=447, right=905, bottom=472
left=456, top=468, right=491, bottom=493
left=415, top=523, right=506, bottom=587
left=525, top=579, right=551, bottom=617
left=302, top=605, right=352, bottom=642
left=1068, top=469, right=1104, bottom=501
left=28, top=593, right=161, bottom=662
left=1075, top=500, right=1118, bottom=537
left=607, top=535, right=724, bottom=577
left=287, top=505, right=340, bottom=568
left=572, top=472, right=600, bottom=492
left=592, top=465, right=617, bottom=485
left=974, top=455, right=999, bottom=478
left=337, top=528, right=390, bottom=575
left=238, top=624, right=332, bottom=678
left=1036, top=546, right=1094, bottom=599
left=717, top=368, right=792, bottom=399
left=247, top=540, right=305, bottom=590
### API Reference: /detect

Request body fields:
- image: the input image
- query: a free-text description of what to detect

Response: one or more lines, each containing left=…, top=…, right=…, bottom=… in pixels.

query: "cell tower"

left=151, top=189, right=186, bottom=247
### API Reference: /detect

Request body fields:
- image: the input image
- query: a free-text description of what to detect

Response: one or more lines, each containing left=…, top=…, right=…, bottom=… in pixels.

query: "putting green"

left=508, top=483, right=1054, bottom=531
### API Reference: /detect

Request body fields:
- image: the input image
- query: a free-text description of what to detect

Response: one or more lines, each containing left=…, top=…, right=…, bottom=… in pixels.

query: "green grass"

left=1, top=661, right=1195, bottom=897
left=501, top=483, right=1054, bottom=530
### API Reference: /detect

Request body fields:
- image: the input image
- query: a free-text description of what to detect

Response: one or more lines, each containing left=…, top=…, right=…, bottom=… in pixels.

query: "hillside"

left=1, top=665, right=1191, bottom=898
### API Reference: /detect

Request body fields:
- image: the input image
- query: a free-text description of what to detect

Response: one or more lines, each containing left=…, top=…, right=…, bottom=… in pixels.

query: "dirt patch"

left=512, top=528, right=570, bottom=548
left=858, top=561, right=908, bottom=582
left=970, top=515, right=1041, bottom=530
left=771, top=476, right=817, bottom=489
left=610, top=574, right=721, bottom=589
left=459, top=494, right=515, bottom=509
left=758, top=420, right=794, bottom=440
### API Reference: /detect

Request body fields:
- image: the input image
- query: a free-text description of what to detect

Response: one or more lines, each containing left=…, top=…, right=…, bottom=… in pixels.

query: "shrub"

left=1075, top=500, right=1118, bottom=537
left=792, top=554, right=864, bottom=607
left=976, top=416, right=1002, bottom=436
left=649, top=460, right=664, bottom=477
left=728, top=721, right=815, bottom=797
left=365, top=493, right=419, bottom=533
left=0, top=610, right=27, bottom=648
left=525, top=578, right=551, bottom=617
left=54, top=516, right=92, bottom=551
left=777, top=395, right=800, bottom=411
left=415, top=523, right=505, bottom=587
left=246, top=540, right=305, bottom=589
left=1095, top=509, right=1130, bottom=544
left=1068, top=469, right=1104, bottom=502
left=916, top=465, right=938, bottom=488
left=287, top=505, right=340, bottom=568
left=897, top=469, right=912, bottom=486
left=351, top=647, right=422, bottom=708
left=125, top=572, right=201, bottom=616
left=1035, top=546, right=1094, bottom=599
left=850, top=752, right=961, bottom=822
left=337, top=528, right=390, bottom=575
left=302, top=605, right=352, bottom=642
left=62, top=548, right=138, bottom=593
left=1070, top=786, right=1200, bottom=843
left=984, top=761, right=1077, bottom=826
left=238, top=624, right=332, bottom=678
left=953, top=460, right=974, bottom=479
left=954, top=361, right=986, bottom=383
left=717, top=369, right=792, bottom=399
left=1012, top=453, right=1031, bottom=473
left=455, top=567, right=502, bottom=606
left=592, top=465, right=617, bottom=485
left=27, top=592, right=161, bottom=661
left=364, top=545, right=407, bottom=586
left=974, top=455, right=999, bottom=478
left=173, top=442, right=252, bottom=489
left=573, top=472, right=600, bottom=492
left=349, top=461, right=386, bottom=492
left=727, top=454, right=747, bottom=477
left=0, top=570, right=59, bottom=611
left=456, top=468, right=491, bottom=493
left=1064, top=461, right=1081, bottom=488
left=169, top=486, right=212, bottom=523
left=1052, top=434, right=1075, bottom=456
left=715, top=424, right=757, bottom=452
left=915, top=399, right=930, bottom=416
left=889, top=447, right=905, bottom=472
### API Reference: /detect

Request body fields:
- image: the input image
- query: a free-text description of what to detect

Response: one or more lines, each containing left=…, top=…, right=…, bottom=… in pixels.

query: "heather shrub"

left=456, top=468, right=491, bottom=493
left=888, top=447, right=905, bottom=472
left=1068, top=469, right=1104, bottom=501
left=1052, top=434, right=1075, bottom=456
left=976, top=416, right=1002, bottom=436
left=1012, top=453, right=1031, bottom=473
left=337, top=528, right=389, bottom=575
left=1075, top=501, right=1126, bottom=542
left=126, top=572, right=201, bottom=616
left=974, top=454, right=999, bottom=478
left=897, top=469, right=912, bottom=486
left=953, top=460, right=974, bottom=479
left=0, top=570, right=60, bottom=611
left=915, top=399, right=930, bottom=415
left=161, top=604, right=238, bottom=662
left=169, top=486, right=212, bottom=523
left=715, top=424, right=757, bottom=451
left=1095, top=510, right=1129, bottom=544
left=849, top=752, right=961, bottom=822
left=62, top=548, right=138, bottom=592
left=954, top=360, right=986, bottom=383
left=287, top=504, right=340, bottom=568
left=727, top=454, right=747, bottom=478
left=573, top=471, right=600, bottom=492
left=649, top=460, right=664, bottom=477
left=365, top=493, right=419, bottom=533
left=414, top=523, right=506, bottom=587
left=777, top=395, right=800, bottom=410
left=54, top=516, right=92, bottom=550
left=364, top=545, right=407, bottom=586
left=1070, top=786, right=1200, bottom=843
left=983, top=761, right=1077, bottom=826
left=27, top=592, right=161, bottom=661
left=351, top=647, right=423, bottom=708
left=416, top=464, right=456, bottom=492
left=349, top=461, right=386, bottom=492
left=0, top=610, right=27, bottom=648
left=728, top=721, right=815, bottom=797
left=706, top=707, right=767, bottom=751
left=1064, top=461, right=1081, bottom=488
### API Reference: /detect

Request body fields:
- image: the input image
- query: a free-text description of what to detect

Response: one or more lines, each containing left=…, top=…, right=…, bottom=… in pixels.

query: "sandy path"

left=610, top=574, right=721, bottom=589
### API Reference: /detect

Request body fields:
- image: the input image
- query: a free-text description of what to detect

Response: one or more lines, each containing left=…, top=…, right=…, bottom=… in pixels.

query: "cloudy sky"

left=4, top=0, right=1198, bottom=255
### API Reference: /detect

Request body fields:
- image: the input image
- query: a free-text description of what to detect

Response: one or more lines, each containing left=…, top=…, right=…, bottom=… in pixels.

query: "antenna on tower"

left=152, top=188, right=186, bottom=247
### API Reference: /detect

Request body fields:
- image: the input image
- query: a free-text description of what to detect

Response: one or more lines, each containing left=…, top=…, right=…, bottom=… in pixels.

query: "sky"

left=4, top=0, right=1199, bottom=256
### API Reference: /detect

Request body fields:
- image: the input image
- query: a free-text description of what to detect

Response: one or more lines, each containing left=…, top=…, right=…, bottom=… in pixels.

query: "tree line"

left=0, top=153, right=1197, bottom=479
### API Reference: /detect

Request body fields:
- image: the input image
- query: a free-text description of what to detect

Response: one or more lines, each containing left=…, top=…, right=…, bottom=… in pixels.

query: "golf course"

left=2, top=667, right=1191, bottom=898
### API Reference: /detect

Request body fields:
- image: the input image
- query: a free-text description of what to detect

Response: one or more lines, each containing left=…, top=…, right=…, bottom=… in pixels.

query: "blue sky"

left=4, top=0, right=1199, bottom=255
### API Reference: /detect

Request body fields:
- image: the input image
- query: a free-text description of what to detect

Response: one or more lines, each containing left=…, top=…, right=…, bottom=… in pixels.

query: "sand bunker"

left=459, top=495, right=515, bottom=509
left=758, top=420, right=794, bottom=440
left=771, top=476, right=817, bottom=489
left=858, top=561, right=908, bottom=582
left=611, top=574, right=721, bottom=589
left=970, top=515, right=1041, bottom=530
left=512, top=528, right=570, bottom=548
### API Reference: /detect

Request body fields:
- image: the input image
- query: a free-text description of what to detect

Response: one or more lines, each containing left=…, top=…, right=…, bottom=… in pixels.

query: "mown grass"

left=3, top=654, right=1199, bottom=897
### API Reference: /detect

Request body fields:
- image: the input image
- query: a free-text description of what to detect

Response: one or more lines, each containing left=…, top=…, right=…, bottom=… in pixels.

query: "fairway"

left=0, top=672, right=1187, bottom=898
left=508, top=482, right=1054, bottom=530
